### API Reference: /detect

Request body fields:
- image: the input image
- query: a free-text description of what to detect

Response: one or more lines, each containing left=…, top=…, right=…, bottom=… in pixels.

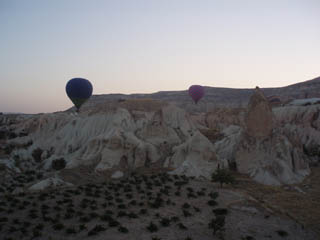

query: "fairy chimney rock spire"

left=245, top=87, right=273, bottom=138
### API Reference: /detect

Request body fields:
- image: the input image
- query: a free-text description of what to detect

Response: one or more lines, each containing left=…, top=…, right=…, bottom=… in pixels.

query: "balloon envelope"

left=188, top=85, right=204, bottom=104
left=66, top=78, right=93, bottom=109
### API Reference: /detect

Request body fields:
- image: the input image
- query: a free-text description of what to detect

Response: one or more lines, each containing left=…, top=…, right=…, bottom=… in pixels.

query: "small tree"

left=52, top=158, right=66, bottom=170
left=211, top=166, right=235, bottom=188
left=32, top=148, right=43, bottom=162
left=208, top=215, right=226, bottom=235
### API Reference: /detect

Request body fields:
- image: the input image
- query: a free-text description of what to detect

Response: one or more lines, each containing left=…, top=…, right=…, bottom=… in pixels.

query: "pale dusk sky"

left=1, top=0, right=319, bottom=113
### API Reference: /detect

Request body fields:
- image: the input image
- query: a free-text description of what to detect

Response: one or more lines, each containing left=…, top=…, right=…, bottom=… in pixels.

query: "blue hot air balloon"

left=66, top=78, right=93, bottom=111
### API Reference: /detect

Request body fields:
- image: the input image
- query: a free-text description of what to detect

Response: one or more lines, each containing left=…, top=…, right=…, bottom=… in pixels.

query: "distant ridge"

left=81, top=76, right=320, bottom=112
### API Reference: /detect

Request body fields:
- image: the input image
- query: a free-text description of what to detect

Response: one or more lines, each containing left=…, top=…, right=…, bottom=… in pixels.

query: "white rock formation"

left=213, top=125, right=243, bottom=166
left=0, top=158, right=21, bottom=173
left=234, top=88, right=310, bottom=185
left=4, top=96, right=319, bottom=186
left=287, top=98, right=320, bottom=106
left=166, top=132, right=227, bottom=179
left=111, top=171, right=124, bottom=179
left=235, top=132, right=309, bottom=185
left=29, top=177, right=73, bottom=191
left=245, top=87, right=273, bottom=138
left=273, top=104, right=320, bottom=164
left=8, top=102, right=222, bottom=182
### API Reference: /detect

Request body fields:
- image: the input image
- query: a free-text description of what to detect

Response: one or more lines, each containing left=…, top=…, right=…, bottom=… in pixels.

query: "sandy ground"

left=0, top=172, right=317, bottom=240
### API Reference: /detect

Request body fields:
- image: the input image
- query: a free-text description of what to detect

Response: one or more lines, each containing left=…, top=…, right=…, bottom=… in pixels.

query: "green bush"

left=79, top=224, right=87, bottom=231
left=276, top=230, right=289, bottom=237
left=183, top=209, right=192, bottom=217
left=209, top=191, right=219, bottom=199
left=52, top=158, right=66, bottom=170
left=159, top=217, right=171, bottom=227
left=182, top=203, right=191, bottom=209
left=211, top=167, right=235, bottom=187
left=241, top=236, right=255, bottom=240
left=0, top=217, right=8, bottom=222
left=117, top=210, right=127, bottom=217
left=208, top=215, right=225, bottom=235
left=128, top=212, right=138, bottom=219
left=32, top=148, right=43, bottom=162
left=171, top=216, right=180, bottom=222
left=146, top=222, right=158, bottom=232
left=207, top=200, right=218, bottom=207
left=32, top=229, right=42, bottom=238
left=108, top=220, right=120, bottom=227
left=193, top=206, right=200, bottom=212
left=118, top=226, right=129, bottom=233
left=212, top=208, right=228, bottom=216
left=53, top=223, right=64, bottom=231
left=178, top=223, right=187, bottom=230
left=66, top=227, right=77, bottom=234
left=88, top=225, right=106, bottom=236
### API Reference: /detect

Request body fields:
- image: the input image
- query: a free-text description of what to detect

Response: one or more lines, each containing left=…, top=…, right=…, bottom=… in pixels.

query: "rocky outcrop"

left=204, top=108, right=246, bottom=130
left=212, top=125, right=243, bottom=169
left=273, top=104, right=320, bottom=165
left=29, top=176, right=73, bottom=191
left=3, top=93, right=320, bottom=187
left=234, top=88, right=310, bottom=185
left=267, top=95, right=282, bottom=107
left=7, top=103, right=223, bottom=183
left=165, top=132, right=227, bottom=179
left=235, top=132, right=309, bottom=185
left=245, top=87, right=273, bottom=138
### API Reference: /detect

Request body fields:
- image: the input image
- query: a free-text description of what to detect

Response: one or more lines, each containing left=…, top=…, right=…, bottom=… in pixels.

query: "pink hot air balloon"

left=188, top=85, right=205, bottom=104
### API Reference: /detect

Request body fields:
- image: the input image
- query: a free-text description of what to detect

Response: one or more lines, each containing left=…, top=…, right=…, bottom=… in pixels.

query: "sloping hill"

left=78, top=76, right=320, bottom=112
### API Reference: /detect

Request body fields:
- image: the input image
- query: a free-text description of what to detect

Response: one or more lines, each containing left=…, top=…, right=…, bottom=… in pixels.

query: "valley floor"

left=0, top=171, right=318, bottom=240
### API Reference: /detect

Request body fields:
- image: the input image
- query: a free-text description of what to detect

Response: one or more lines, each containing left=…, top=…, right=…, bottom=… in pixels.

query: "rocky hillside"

left=1, top=100, right=229, bottom=194
left=2, top=87, right=320, bottom=190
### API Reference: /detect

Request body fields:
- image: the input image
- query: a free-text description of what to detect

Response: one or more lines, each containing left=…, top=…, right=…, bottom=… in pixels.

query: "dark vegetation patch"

left=31, top=148, right=43, bottom=162
left=51, top=158, right=66, bottom=170
left=0, top=173, right=225, bottom=239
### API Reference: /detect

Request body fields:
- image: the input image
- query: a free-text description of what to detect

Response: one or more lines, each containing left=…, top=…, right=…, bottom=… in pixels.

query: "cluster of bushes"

left=52, top=158, right=66, bottom=170
left=211, top=167, right=235, bottom=188
left=31, top=148, right=43, bottom=162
